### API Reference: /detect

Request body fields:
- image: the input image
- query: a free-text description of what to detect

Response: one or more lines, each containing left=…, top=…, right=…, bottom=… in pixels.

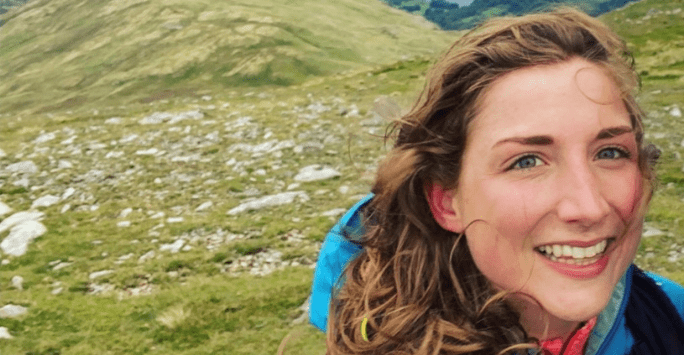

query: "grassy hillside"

left=0, top=0, right=683, bottom=354
left=0, top=0, right=453, bottom=114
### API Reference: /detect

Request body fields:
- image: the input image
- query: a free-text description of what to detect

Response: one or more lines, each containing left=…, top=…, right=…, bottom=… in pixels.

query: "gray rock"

left=0, top=221, right=47, bottom=256
left=321, top=208, right=346, bottom=217
left=195, top=201, right=213, bottom=212
left=5, top=161, right=38, bottom=175
left=0, top=304, right=27, bottom=318
left=52, top=262, right=72, bottom=271
left=33, top=132, right=56, bottom=144
left=31, top=195, right=60, bottom=209
left=138, top=250, right=155, bottom=263
left=0, top=148, right=6, bottom=158
left=0, top=326, right=13, bottom=339
left=670, top=106, right=682, bottom=118
left=643, top=227, right=665, bottom=238
left=0, top=211, right=44, bottom=233
left=0, top=202, right=11, bottom=216
left=57, top=160, right=73, bottom=169
left=117, top=221, right=131, bottom=228
left=227, top=191, right=309, bottom=215
left=105, top=117, right=122, bottom=124
left=159, top=239, right=185, bottom=253
left=135, top=148, right=159, bottom=156
left=166, top=217, right=183, bottom=223
left=11, top=275, right=23, bottom=290
left=62, top=187, right=76, bottom=200
left=139, top=110, right=203, bottom=125
left=89, top=270, right=114, bottom=280
left=119, top=207, right=133, bottom=218
left=294, top=165, right=341, bottom=182
left=11, top=177, right=29, bottom=188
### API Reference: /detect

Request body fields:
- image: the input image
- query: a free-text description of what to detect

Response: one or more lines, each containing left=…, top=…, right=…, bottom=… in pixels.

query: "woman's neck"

left=512, top=298, right=582, bottom=341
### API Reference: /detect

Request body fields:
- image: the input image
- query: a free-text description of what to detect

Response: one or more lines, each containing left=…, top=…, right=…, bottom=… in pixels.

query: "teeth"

left=562, top=245, right=572, bottom=257
left=585, top=245, right=597, bottom=258
left=537, top=239, right=611, bottom=261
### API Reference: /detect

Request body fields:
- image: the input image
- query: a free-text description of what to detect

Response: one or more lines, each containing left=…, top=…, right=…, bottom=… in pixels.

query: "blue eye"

left=510, top=155, right=543, bottom=170
left=597, top=147, right=630, bottom=160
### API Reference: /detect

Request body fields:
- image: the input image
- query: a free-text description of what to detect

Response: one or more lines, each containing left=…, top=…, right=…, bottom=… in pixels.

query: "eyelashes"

left=506, top=146, right=632, bottom=171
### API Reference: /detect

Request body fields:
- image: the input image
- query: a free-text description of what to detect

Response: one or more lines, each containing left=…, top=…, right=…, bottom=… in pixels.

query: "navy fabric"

left=626, top=267, right=684, bottom=355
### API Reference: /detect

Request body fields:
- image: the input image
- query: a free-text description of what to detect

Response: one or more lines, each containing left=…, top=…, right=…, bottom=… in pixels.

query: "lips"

left=535, top=239, right=614, bottom=266
left=535, top=238, right=615, bottom=278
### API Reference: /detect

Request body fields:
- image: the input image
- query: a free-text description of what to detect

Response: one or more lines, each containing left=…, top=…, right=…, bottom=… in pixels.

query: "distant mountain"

left=0, top=0, right=454, bottom=113
left=382, top=0, right=640, bottom=30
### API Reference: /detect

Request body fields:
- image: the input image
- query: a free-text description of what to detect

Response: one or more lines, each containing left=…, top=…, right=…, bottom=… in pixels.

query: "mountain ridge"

left=0, top=0, right=454, bottom=114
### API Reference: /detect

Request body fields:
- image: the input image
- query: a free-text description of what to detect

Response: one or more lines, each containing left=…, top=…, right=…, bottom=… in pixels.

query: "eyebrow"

left=493, top=126, right=634, bottom=148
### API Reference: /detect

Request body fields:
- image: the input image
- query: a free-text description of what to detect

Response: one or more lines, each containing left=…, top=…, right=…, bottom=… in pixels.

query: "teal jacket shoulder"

left=308, top=193, right=371, bottom=331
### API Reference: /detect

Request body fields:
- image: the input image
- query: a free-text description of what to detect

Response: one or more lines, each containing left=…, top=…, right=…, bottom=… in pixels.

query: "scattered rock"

left=138, top=250, right=155, bottom=263
left=117, top=221, right=131, bottom=228
left=159, top=239, right=185, bottom=253
left=31, top=195, right=60, bottom=209
left=62, top=187, right=76, bottom=200
left=670, top=106, right=682, bottom=118
left=58, top=160, right=73, bottom=169
left=11, top=276, right=23, bottom=290
left=139, top=110, right=204, bottom=125
left=195, top=201, right=213, bottom=212
left=0, top=221, right=47, bottom=256
left=167, top=217, right=184, bottom=223
left=119, top=208, right=133, bottom=218
left=0, top=304, right=27, bottom=318
left=33, top=132, right=56, bottom=144
left=0, top=202, right=12, bottom=216
left=643, top=227, right=665, bottom=238
left=0, top=148, right=6, bottom=158
left=294, top=165, right=341, bottom=182
left=105, top=117, right=122, bottom=124
left=0, top=327, right=13, bottom=339
left=89, top=270, right=114, bottom=280
left=5, top=161, right=38, bottom=175
left=0, top=211, right=44, bottom=233
left=52, top=262, right=72, bottom=271
left=227, top=191, right=310, bottom=215
left=88, top=283, right=115, bottom=295
left=321, top=208, right=346, bottom=217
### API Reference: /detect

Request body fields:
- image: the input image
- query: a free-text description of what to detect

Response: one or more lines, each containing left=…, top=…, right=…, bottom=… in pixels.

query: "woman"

left=309, top=7, right=684, bottom=355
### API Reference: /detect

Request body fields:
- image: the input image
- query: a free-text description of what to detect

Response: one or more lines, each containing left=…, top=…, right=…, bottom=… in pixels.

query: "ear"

left=426, top=184, right=465, bottom=233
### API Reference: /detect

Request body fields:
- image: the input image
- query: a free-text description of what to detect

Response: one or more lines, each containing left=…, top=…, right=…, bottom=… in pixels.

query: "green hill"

left=0, top=0, right=454, bottom=114
left=383, top=0, right=641, bottom=30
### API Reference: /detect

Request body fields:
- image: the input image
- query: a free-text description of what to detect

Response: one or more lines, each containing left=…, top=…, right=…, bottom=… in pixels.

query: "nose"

left=555, top=159, right=611, bottom=228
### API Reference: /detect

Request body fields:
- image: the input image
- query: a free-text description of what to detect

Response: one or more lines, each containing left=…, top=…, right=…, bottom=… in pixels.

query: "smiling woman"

left=309, top=7, right=684, bottom=355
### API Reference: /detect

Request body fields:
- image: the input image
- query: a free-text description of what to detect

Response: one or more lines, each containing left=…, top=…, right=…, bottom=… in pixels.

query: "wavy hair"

left=326, top=7, right=659, bottom=355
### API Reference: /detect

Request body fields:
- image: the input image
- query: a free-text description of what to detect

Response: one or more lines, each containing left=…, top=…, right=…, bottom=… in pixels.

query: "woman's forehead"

left=469, top=58, right=631, bottom=142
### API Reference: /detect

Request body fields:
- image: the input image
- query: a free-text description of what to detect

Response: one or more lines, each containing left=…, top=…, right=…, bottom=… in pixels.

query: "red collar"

left=539, top=317, right=597, bottom=355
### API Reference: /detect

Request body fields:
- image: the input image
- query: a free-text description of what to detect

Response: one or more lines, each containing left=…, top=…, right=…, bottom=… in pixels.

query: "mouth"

left=535, top=238, right=615, bottom=266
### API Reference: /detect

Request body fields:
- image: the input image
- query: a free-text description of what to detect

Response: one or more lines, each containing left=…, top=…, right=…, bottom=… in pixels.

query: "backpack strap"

left=625, top=267, right=684, bottom=354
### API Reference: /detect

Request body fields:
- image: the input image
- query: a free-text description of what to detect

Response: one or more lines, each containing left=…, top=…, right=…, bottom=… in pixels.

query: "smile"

left=535, top=239, right=613, bottom=266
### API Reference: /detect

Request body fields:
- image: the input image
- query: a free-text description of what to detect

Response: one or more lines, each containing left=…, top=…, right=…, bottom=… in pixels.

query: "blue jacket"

left=309, top=193, right=684, bottom=354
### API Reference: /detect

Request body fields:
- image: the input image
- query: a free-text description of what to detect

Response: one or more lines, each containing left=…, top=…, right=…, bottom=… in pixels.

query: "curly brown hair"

left=326, top=7, right=658, bottom=355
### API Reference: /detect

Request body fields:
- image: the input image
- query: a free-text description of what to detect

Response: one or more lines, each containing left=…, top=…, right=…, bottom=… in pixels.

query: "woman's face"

left=434, top=58, right=644, bottom=335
